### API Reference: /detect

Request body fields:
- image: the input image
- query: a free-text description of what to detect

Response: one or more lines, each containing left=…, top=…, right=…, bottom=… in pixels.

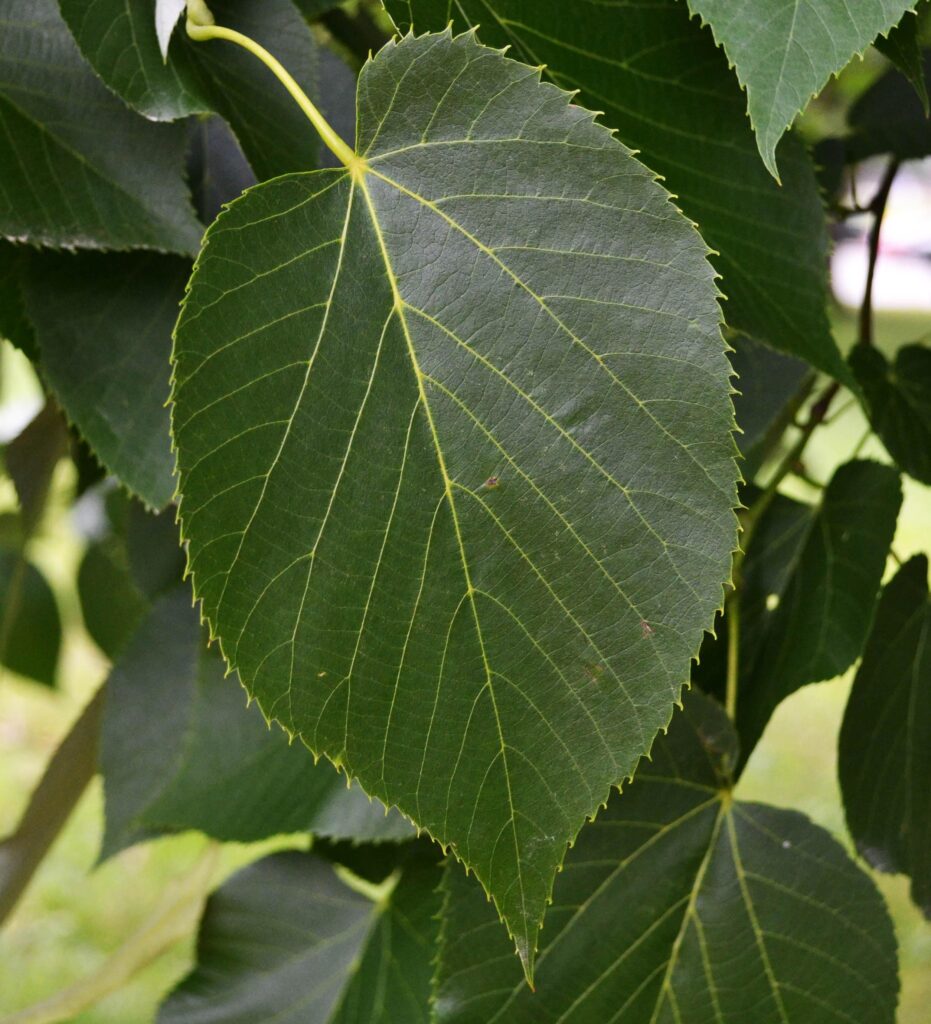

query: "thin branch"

left=0, top=844, right=219, bottom=1024
left=858, top=157, right=900, bottom=348
left=0, top=687, right=104, bottom=926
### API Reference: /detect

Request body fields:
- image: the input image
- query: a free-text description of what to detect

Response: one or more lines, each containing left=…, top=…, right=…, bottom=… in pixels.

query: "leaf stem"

left=0, top=843, right=219, bottom=1024
left=724, top=379, right=839, bottom=720
left=185, top=3, right=358, bottom=170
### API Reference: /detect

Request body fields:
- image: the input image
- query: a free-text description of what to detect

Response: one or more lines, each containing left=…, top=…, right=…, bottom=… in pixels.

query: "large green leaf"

left=172, top=29, right=738, bottom=971
left=0, top=0, right=200, bottom=253
left=159, top=846, right=441, bottom=1024
left=695, top=460, right=902, bottom=762
left=686, top=0, right=919, bottom=177
left=21, top=252, right=188, bottom=509
left=386, top=0, right=847, bottom=383
left=59, top=0, right=323, bottom=180
left=100, top=588, right=411, bottom=858
left=0, top=547, right=61, bottom=687
left=839, top=555, right=931, bottom=917
left=851, top=343, right=931, bottom=485
left=433, top=691, right=898, bottom=1024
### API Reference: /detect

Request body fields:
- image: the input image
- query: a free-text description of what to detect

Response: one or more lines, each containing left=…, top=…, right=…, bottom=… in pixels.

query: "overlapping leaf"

left=100, top=588, right=412, bottom=857
left=875, top=2, right=930, bottom=114
left=729, top=336, right=810, bottom=480
left=158, top=846, right=441, bottom=1024
left=386, top=0, right=847, bottom=383
left=433, top=691, right=898, bottom=1024
left=695, top=460, right=901, bottom=762
left=687, top=0, right=919, bottom=176
left=851, top=343, right=931, bottom=484
left=59, top=0, right=322, bottom=180
left=0, top=0, right=200, bottom=253
left=846, top=52, right=931, bottom=163
left=0, top=243, right=36, bottom=359
left=0, top=548, right=61, bottom=687
left=172, top=29, right=738, bottom=972
left=839, top=555, right=931, bottom=917
left=21, top=252, right=188, bottom=509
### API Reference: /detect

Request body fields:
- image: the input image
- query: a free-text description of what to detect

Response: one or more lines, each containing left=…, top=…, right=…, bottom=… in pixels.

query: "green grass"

left=2, top=308, right=931, bottom=1021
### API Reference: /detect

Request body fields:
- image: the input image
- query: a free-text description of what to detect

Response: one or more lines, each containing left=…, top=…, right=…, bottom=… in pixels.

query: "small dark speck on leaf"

left=484, top=476, right=500, bottom=489
left=640, top=620, right=655, bottom=638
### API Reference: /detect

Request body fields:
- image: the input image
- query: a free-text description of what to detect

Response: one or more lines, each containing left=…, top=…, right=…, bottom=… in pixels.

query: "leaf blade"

left=172, top=30, right=738, bottom=973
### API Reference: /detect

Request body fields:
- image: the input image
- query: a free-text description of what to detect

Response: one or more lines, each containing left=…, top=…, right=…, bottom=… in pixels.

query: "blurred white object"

left=832, top=157, right=931, bottom=312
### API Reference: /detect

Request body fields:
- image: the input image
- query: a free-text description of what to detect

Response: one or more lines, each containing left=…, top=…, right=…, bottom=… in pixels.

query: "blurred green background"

left=0, top=302, right=930, bottom=1020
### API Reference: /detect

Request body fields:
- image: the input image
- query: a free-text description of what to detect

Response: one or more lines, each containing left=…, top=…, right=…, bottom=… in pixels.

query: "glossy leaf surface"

left=839, top=555, right=931, bottom=917
left=0, top=0, right=200, bottom=253
left=687, top=0, right=918, bottom=176
left=433, top=692, right=898, bottom=1024
left=172, top=29, right=738, bottom=971
left=21, top=252, right=188, bottom=509
left=100, top=589, right=412, bottom=858
left=159, top=848, right=440, bottom=1024
left=386, top=0, right=847, bottom=383
left=59, top=0, right=322, bottom=180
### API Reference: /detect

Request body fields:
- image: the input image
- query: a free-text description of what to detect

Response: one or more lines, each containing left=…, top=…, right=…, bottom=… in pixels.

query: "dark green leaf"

left=0, top=548, right=61, bottom=686
left=737, top=460, right=902, bottom=759
left=186, top=117, right=256, bottom=225
left=294, top=0, right=344, bottom=19
left=0, top=243, right=36, bottom=360
left=124, top=501, right=186, bottom=599
left=729, top=336, right=811, bottom=480
left=4, top=402, right=68, bottom=537
left=172, top=29, right=738, bottom=971
left=851, top=342, right=931, bottom=484
left=77, top=536, right=149, bottom=660
left=158, top=847, right=441, bottom=1024
left=386, top=0, right=848, bottom=383
left=59, top=0, right=324, bottom=180
left=100, top=588, right=412, bottom=858
left=847, top=52, right=931, bottom=163
left=21, top=251, right=188, bottom=510
left=839, top=555, right=931, bottom=917
left=686, top=0, right=919, bottom=177
left=433, top=691, right=898, bottom=1024
left=0, top=0, right=200, bottom=253
left=875, top=3, right=930, bottom=115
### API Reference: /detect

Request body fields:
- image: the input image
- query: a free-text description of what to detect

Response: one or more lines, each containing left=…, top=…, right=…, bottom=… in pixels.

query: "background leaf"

left=100, top=588, right=412, bottom=858
left=172, top=29, right=738, bottom=971
left=0, top=548, right=61, bottom=687
left=875, top=2, right=930, bottom=115
left=0, top=242, right=37, bottom=360
left=21, top=251, right=188, bottom=510
left=851, top=343, right=931, bottom=484
left=59, top=0, right=324, bottom=180
left=0, top=0, right=200, bottom=253
left=686, top=0, right=919, bottom=176
left=839, top=555, right=931, bottom=918
left=386, top=0, right=848, bottom=384
left=433, top=692, right=899, bottom=1024
left=694, top=461, right=902, bottom=763
left=158, top=846, right=441, bottom=1024
left=846, top=52, right=931, bottom=163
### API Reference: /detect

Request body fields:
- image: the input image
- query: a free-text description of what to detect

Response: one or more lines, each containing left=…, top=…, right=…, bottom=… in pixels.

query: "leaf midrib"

left=355, top=166, right=531, bottom=958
